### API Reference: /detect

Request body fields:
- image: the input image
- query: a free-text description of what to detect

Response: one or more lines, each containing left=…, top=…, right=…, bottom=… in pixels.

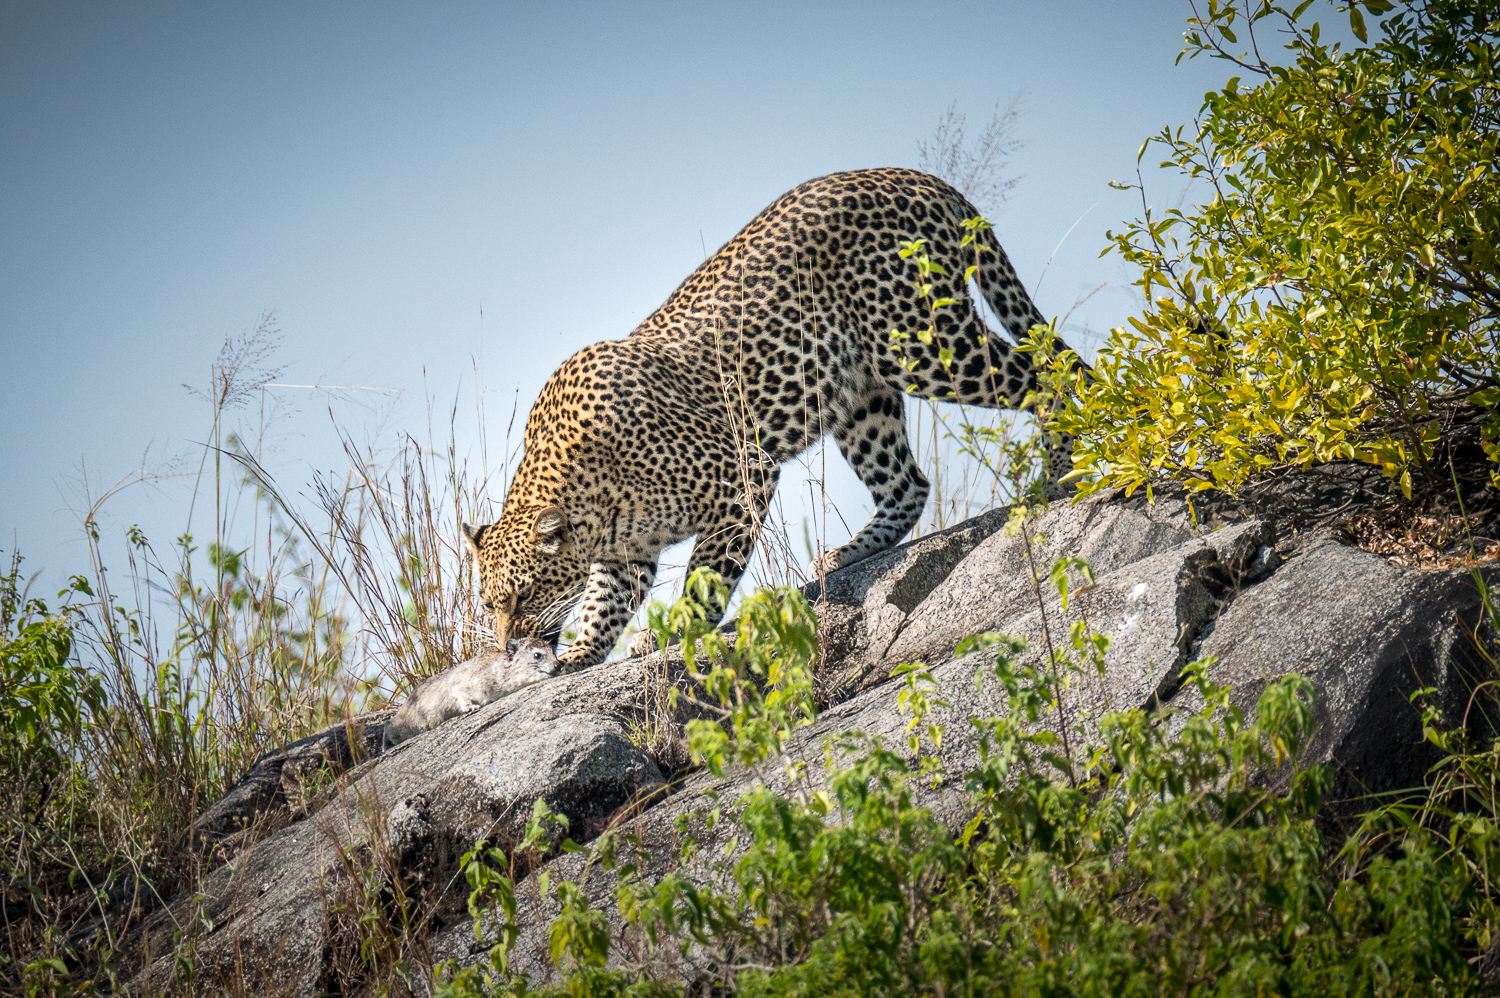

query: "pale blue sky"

left=1, top=0, right=1240, bottom=602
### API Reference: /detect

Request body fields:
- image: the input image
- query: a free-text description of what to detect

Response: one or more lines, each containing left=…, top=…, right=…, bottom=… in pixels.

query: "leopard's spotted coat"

left=463, top=168, right=1080, bottom=669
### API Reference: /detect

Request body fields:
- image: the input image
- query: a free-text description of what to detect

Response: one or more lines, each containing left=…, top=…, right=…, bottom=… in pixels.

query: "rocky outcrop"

left=191, top=709, right=395, bottom=854
left=1180, top=531, right=1488, bottom=808
left=460, top=491, right=1491, bottom=985
left=127, top=656, right=673, bottom=995
left=125, top=462, right=1494, bottom=994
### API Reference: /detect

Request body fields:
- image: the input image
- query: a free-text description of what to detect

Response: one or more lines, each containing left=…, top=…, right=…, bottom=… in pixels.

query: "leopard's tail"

left=924, top=186, right=1047, bottom=346
left=928, top=177, right=1092, bottom=378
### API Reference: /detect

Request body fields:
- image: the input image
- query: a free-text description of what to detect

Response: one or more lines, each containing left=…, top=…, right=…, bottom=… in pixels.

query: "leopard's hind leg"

left=910, top=325, right=1077, bottom=499
left=812, top=388, right=930, bottom=575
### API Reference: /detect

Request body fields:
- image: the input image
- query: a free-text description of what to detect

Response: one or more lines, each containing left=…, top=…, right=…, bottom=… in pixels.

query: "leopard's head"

left=462, top=504, right=586, bottom=651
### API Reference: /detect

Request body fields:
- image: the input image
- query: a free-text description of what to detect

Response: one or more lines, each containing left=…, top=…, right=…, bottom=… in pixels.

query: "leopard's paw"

left=811, top=547, right=847, bottom=577
left=626, top=628, right=659, bottom=659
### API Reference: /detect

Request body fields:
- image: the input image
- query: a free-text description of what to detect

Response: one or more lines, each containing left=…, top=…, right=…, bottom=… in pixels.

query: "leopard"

left=462, top=167, right=1083, bottom=671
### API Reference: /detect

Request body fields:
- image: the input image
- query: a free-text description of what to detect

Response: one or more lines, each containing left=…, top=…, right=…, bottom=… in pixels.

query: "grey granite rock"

left=165, top=475, right=1493, bottom=993
left=133, top=660, right=668, bottom=995
left=802, top=504, right=1013, bottom=699
left=1176, top=531, right=1493, bottom=810
left=446, top=520, right=1487, bottom=985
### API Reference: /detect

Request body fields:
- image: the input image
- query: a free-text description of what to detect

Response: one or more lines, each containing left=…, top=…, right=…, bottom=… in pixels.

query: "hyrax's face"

left=462, top=505, right=586, bottom=651
left=505, top=636, right=559, bottom=676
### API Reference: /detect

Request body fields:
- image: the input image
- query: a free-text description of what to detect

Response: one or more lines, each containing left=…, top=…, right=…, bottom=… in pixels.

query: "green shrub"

left=0, top=553, right=108, bottom=991
left=0, top=554, right=102, bottom=841
left=1059, top=0, right=1500, bottom=498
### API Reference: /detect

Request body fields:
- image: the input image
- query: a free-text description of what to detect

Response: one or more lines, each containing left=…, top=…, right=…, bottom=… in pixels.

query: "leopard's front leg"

left=557, top=559, right=656, bottom=671
left=625, top=456, right=780, bottom=658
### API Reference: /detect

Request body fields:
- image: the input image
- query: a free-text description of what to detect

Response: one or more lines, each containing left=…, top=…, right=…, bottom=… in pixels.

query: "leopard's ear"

left=532, top=505, right=567, bottom=555
left=461, top=522, right=489, bottom=556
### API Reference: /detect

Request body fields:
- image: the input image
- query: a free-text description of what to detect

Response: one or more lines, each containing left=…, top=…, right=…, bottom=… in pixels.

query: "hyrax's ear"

left=505, top=637, right=521, bottom=657
left=532, top=505, right=567, bottom=555
left=461, top=522, right=489, bottom=557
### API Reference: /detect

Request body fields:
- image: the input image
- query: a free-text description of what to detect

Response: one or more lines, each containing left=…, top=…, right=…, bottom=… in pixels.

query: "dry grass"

left=1346, top=504, right=1500, bottom=569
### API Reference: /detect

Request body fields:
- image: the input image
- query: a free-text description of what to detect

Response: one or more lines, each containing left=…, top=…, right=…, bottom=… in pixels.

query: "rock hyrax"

left=382, top=638, right=558, bottom=749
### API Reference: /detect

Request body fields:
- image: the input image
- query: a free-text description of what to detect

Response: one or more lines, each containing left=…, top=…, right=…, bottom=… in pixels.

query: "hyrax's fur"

left=382, top=638, right=558, bottom=749
left=463, top=168, right=1083, bottom=671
